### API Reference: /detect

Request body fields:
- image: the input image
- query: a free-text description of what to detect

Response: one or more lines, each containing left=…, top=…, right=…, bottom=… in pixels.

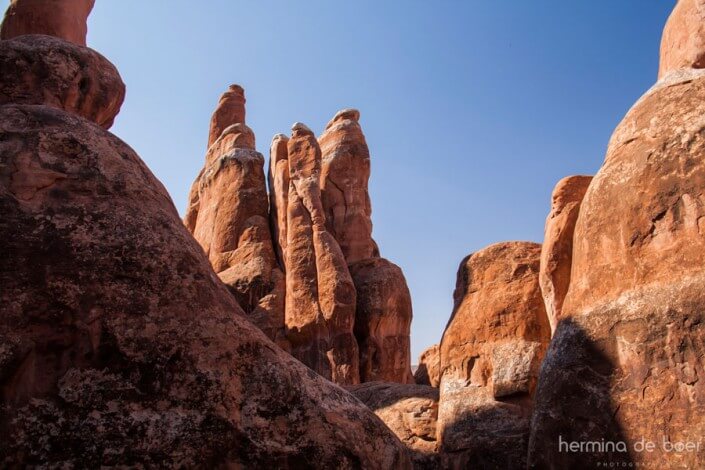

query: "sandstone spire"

left=539, top=175, right=592, bottom=334
left=1, top=0, right=95, bottom=46
left=285, top=122, right=360, bottom=384
left=207, top=84, right=246, bottom=148
left=658, top=0, right=705, bottom=79
left=184, top=86, right=288, bottom=349
left=268, top=133, right=290, bottom=267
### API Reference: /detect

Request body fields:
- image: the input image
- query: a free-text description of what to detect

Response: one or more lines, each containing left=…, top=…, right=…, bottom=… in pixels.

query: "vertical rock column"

left=319, top=109, right=413, bottom=383
left=184, top=86, right=287, bottom=348
left=285, top=123, right=360, bottom=384
left=268, top=133, right=290, bottom=268
left=1, top=0, right=95, bottom=45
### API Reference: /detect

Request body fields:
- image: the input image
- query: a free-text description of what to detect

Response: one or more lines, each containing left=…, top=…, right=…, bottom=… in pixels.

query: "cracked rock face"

left=185, top=87, right=287, bottom=349
left=284, top=123, right=360, bottom=384
left=438, top=242, right=550, bottom=469
left=349, top=258, right=413, bottom=384
left=539, top=175, right=592, bottom=334
left=528, top=70, right=705, bottom=469
left=0, top=104, right=410, bottom=468
left=1, top=0, right=95, bottom=46
left=0, top=35, right=125, bottom=129
left=659, top=0, right=705, bottom=79
left=349, top=382, right=439, bottom=469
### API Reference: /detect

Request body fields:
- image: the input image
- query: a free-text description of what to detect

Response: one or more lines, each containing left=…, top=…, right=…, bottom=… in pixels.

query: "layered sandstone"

left=0, top=14, right=410, bottom=466
left=659, top=0, right=705, bottom=79
left=1, top=0, right=94, bottom=46
left=439, top=242, right=550, bottom=468
left=350, top=382, right=440, bottom=469
left=414, top=344, right=440, bottom=387
left=350, top=258, right=413, bottom=383
left=284, top=123, right=359, bottom=384
left=528, top=71, right=705, bottom=469
left=320, top=108, right=377, bottom=263
left=0, top=35, right=124, bottom=128
left=539, top=175, right=592, bottom=334
left=184, top=89, right=287, bottom=348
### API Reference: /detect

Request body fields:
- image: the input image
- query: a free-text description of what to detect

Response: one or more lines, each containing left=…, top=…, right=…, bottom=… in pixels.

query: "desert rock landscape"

left=1, top=0, right=704, bottom=468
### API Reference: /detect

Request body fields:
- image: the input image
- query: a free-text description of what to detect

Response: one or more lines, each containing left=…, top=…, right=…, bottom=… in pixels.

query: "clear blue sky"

left=1, top=0, right=674, bottom=359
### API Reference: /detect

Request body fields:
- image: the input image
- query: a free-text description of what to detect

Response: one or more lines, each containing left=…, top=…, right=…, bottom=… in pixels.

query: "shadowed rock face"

left=529, top=69, right=705, bottom=469
left=268, top=133, right=289, bottom=268
left=539, top=175, right=592, bottom=334
left=349, top=382, right=439, bottom=469
left=284, top=123, right=360, bottom=384
left=439, top=242, right=551, bottom=469
left=350, top=258, right=413, bottom=384
left=414, top=344, right=440, bottom=387
left=1, top=0, right=94, bottom=46
left=0, top=35, right=124, bottom=129
left=659, top=0, right=705, bottom=79
left=184, top=88, right=288, bottom=349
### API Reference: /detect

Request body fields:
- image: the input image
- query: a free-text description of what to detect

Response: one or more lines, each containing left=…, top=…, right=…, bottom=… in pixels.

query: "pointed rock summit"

left=1, top=0, right=95, bottom=46
left=207, top=84, right=246, bottom=148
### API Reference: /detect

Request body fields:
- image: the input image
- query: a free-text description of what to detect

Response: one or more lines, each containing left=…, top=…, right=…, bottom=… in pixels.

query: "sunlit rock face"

left=1, top=0, right=94, bottom=46
left=539, top=175, right=592, bottom=334
left=659, top=0, right=705, bottom=79
left=349, top=381, right=440, bottom=469
left=283, top=122, right=360, bottom=384
left=528, top=66, right=705, bottom=469
left=184, top=87, right=288, bottom=349
left=0, top=23, right=411, bottom=467
left=438, top=242, right=551, bottom=469
left=414, top=344, right=440, bottom=387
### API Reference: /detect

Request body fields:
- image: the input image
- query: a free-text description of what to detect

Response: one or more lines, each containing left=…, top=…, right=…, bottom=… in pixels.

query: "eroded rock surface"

left=207, top=84, right=246, bottom=149
left=0, top=35, right=124, bottom=128
left=1, top=0, right=94, bottom=46
left=350, top=258, right=413, bottom=384
left=349, top=382, right=439, bottom=469
left=528, top=68, right=705, bottom=469
left=539, top=175, right=592, bottom=334
left=439, top=242, right=550, bottom=469
left=284, top=123, right=360, bottom=384
left=268, top=133, right=289, bottom=267
left=414, top=344, right=440, bottom=387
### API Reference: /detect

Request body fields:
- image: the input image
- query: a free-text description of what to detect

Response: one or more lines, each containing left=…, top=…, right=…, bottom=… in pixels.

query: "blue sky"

left=1, top=0, right=674, bottom=359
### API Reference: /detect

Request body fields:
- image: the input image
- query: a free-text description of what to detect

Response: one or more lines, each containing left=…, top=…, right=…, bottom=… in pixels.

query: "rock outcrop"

left=414, top=344, right=440, bottom=387
left=350, top=382, right=440, bottom=469
left=0, top=35, right=124, bottom=129
left=539, top=175, right=592, bottom=334
left=268, top=133, right=289, bottom=267
left=207, top=84, right=246, bottom=148
left=350, top=258, right=413, bottom=383
left=184, top=87, right=287, bottom=348
left=0, top=10, right=411, bottom=467
left=1, top=0, right=94, bottom=46
left=284, top=123, right=360, bottom=384
left=320, top=108, right=377, bottom=263
left=659, top=0, right=705, bottom=79
left=439, top=242, right=550, bottom=469
left=528, top=51, right=705, bottom=470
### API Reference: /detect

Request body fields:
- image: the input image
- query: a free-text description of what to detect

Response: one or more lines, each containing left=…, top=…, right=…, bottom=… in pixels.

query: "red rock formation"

left=0, top=14, right=410, bottom=466
left=207, top=84, right=246, bottom=148
left=438, top=242, right=550, bottom=469
left=539, top=175, right=592, bottom=334
left=349, top=258, right=413, bottom=383
left=284, top=122, right=360, bottom=384
left=529, top=27, right=705, bottom=468
left=184, top=88, right=287, bottom=348
left=659, top=0, right=705, bottom=79
left=268, top=133, right=289, bottom=267
left=0, top=35, right=124, bottom=128
left=1, top=0, right=94, bottom=46
left=319, top=108, right=377, bottom=263
left=349, top=382, right=440, bottom=469
left=414, top=344, right=440, bottom=387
